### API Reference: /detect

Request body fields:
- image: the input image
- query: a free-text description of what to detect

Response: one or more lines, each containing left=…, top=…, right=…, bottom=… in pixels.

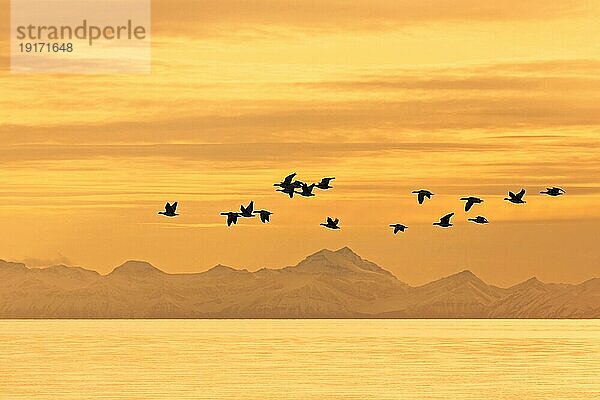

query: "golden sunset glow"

left=0, top=0, right=598, bottom=286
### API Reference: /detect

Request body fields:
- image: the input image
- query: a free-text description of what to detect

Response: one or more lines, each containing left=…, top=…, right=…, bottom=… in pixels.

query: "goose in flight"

left=277, top=185, right=296, bottom=198
left=158, top=202, right=179, bottom=217
left=433, top=213, right=454, bottom=228
left=320, top=217, right=340, bottom=230
left=220, top=212, right=242, bottom=227
left=240, top=201, right=255, bottom=217
left=297, top=183, right=316, bottom=197
left=274, top=173, right=303, bottom=189
left=460, top=196, right=483, bottom=212
left=389, top=223, right=407, bottom=234
left=253, top=210, right=273, bottom=223
left=274, top=172, right=296, bottom=188
left=412, top=189, right=434, bottom=204
left=468, top=216, right=489, bottom=224
left=316, top=177, right=335, bottom=190
left=504, top=189, right=526, bottom=204
left=540, top=187, right=565, bottom=196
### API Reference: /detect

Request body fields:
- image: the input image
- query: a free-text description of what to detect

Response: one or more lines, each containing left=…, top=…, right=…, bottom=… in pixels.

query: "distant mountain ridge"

left=0, top=249, right=598, bottom=318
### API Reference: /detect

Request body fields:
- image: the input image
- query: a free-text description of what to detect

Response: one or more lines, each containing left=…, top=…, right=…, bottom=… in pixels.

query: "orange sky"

left=0, top=0, right=598, bottom=286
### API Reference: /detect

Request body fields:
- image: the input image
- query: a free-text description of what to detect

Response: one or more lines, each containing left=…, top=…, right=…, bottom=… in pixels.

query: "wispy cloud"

left=151, top=0, right=589, bottom=37
left=19, top=254, right=73, bottom=268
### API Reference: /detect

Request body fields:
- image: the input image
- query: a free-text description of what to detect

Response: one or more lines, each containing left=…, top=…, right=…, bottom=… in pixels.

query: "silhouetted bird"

left=158, top=202, right=178, bottom=217
left=389, top=223, right=407, bottom=234
left=274, top=173, right=303, bottom=198
left=540, top=187, right=565, bottom=196
left=316, top=177, right=335, bottom=190
left=297, top=183, right=316, bottom=197
left=220, top=212, right=242, bottom=226
left=413, top=189, right=434, bottom=204
left=253, top=210, right=273, bottom=223
left=320, top=217, right=340, bottom=230
left=504, top=189, right=526, bottom=204
left=273, top=172, right=297, bottom=188
left=240, top=201, right=255, bottom=217
left=277, top=186, right=296, bottom=198
left=460, top=196, right=483, bottom=212
left=468, top=216, right=489, bottom=224
left=433, top=213, right=454, bottom=228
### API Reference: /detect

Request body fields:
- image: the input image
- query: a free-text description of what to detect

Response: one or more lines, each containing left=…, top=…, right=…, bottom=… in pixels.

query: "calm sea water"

left=0, top=320, right=598, bottom=399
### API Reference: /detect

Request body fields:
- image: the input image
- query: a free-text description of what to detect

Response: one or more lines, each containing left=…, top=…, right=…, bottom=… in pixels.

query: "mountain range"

left=1, top=247, right=598, bottom=318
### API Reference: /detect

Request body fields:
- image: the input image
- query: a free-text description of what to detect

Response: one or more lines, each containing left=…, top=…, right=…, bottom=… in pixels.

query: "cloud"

left=20, top=254, right=73, bottom=268
left=0, top=1, right=591, bottom=46
left=300, top=76, right=600, bottom=92
left=3, top=95, right=600, bottom=144
left=2, top=59, right=600, bottom=146
left=471, top=59, right=600, bottom=75
left=297, top=59, right=600, bottom=92
left=0, top=141, right=510, bottom=165
left=150, top=0, right=589, bottom=38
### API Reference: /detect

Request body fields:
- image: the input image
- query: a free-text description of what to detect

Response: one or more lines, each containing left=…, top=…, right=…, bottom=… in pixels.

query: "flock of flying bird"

left=158, top=172, right=566, bottom=234
left=217, top=173, right=336, bottom=227
left=389, top=186, right=564, bottom=234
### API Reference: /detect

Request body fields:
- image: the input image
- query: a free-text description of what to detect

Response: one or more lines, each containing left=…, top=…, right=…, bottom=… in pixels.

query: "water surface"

left=1, top=320, right=598, bottom=399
